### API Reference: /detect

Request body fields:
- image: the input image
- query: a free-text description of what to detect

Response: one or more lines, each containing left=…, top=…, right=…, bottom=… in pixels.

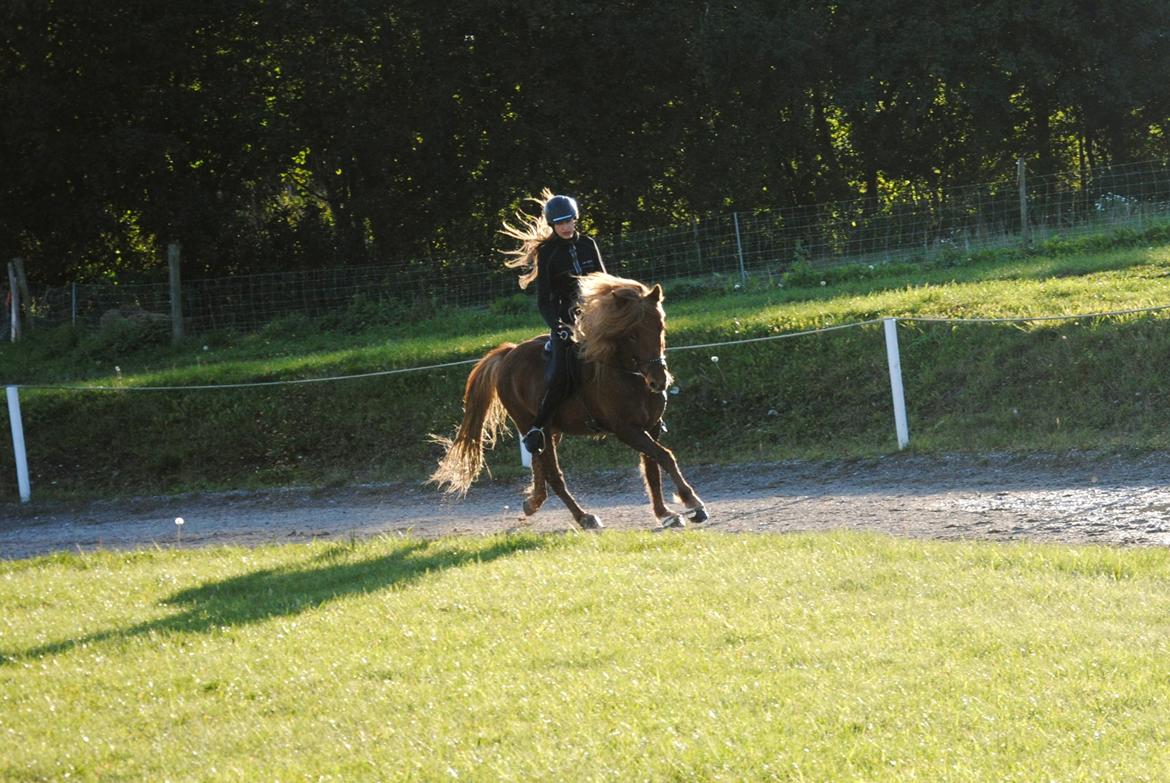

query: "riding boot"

left=522, top=426, right=546, bottom=456
left=523, top=387, right=562, bottom=456
left=525, top=328, right=572, bottom=456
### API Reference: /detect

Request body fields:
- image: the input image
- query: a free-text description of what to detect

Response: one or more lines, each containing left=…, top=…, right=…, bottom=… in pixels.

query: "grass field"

left=5, top=231, right=1170, bottom=780
left=3, top=532, right=1169, bottom=781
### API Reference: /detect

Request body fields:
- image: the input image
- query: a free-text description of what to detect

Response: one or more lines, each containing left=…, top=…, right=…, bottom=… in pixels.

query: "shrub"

left=663, top=279, right=711, bottom=302
left=1036, top=222, right=1170, bottom=256
left=258, top=313, right=317, bottom=340
left=322, top=294, right=393, bottom=334
left=79, top=316, right=169, bottom=363
left=489, top=292, right=530, bottom=316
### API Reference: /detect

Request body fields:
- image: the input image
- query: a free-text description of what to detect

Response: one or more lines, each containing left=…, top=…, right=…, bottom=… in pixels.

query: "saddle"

left=541, top=335, right=602, bottom=431
left=542, top=334, right=582, bottom=387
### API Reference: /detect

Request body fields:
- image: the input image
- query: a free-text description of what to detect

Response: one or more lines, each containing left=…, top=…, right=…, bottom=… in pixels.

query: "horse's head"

left=575, top=274, right=672, bottom=394
left=622, top=283, right=671, bottom=394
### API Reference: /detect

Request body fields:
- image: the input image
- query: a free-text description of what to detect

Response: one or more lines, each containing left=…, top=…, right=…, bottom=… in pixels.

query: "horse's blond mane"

left=573, top=273, right=661, bottom=367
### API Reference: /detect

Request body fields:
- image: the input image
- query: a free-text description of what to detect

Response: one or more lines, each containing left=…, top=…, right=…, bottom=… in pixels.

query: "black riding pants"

left=533, top=330, right=573, bottom=429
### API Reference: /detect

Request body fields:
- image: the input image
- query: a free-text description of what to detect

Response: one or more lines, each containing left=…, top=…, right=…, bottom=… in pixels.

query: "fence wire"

left=20, top=158, right=1170, bottom=336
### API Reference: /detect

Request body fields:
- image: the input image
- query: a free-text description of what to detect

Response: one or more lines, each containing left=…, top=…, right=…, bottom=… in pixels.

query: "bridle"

left=634, top=354, right=668, bottom=375
left=626, top=352, right=669, bottom=388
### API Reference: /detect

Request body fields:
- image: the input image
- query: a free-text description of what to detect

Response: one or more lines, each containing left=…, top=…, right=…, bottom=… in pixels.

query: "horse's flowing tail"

left=429, top=343, right=515, bottom=495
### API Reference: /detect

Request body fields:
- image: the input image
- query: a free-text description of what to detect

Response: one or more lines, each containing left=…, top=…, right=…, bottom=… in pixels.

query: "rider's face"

left=553, top=218, right=577, bottom=239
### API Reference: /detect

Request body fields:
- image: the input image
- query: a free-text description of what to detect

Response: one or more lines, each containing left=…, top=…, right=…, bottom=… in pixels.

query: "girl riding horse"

left=429, top=270, right=708, bottom=529
left=501, top=191, right=607, bottom=456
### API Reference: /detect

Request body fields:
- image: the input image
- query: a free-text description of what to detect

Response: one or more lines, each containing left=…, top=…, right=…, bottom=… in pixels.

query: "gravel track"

left=3, top=453, right=1169, bottom=559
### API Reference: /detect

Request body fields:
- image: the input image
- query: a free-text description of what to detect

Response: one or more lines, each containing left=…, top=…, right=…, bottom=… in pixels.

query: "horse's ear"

left=646, top=284, right=663, bottom=303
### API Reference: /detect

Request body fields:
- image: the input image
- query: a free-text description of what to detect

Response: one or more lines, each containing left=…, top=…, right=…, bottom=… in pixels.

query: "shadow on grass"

left=2, top=535, right=547, bottom=663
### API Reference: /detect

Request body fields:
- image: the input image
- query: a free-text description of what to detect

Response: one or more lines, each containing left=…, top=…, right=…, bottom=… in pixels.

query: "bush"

left=663, top=279, right=711, bottom=302
left=258, top=313, right=317, bottom=341
left=79, top=316, right=169, bottom=363
left=1036, top=223, right=1170, bottom=256
left=30, top=323, right=82, bottom=358
left=489, top=292, right=530, bottom=316
left=782, top=260, right=820, bottom=287
left=322, top=294, right=394, bottom=334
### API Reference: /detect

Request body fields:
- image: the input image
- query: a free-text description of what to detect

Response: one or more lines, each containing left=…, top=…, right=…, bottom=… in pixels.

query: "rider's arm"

left=535, top=245, right=560, bottom=329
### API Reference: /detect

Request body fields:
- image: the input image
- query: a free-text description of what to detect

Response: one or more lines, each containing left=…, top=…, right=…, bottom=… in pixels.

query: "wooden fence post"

left=7, top=260, right=21, bottom=342
left=733, top=212, right=747, bottom=285
left=693, top=219, right=703, bottom=274
left=1017, top=158, right=1030, bottom=247
left=168, top=242, right=183, bottom=342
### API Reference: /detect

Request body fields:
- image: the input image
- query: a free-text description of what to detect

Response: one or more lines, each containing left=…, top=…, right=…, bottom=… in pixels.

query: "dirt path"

left=3, top=453, right=1169, bottom=559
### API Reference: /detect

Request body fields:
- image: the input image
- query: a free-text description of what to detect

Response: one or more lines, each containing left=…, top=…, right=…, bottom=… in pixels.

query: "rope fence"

left=10, top=303, right=1170, bottom=393
left=8, top=302, right=1169, bottom=502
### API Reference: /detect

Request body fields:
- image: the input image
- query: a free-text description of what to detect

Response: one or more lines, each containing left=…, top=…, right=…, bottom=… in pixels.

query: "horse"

left=430, top=273, right=708, bottom=530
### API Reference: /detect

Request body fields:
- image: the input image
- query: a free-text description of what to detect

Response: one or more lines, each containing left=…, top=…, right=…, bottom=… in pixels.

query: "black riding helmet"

left=544, top=194, right=579, bottom=225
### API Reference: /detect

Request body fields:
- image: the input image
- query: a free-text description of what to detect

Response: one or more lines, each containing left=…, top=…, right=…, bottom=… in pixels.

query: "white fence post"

left=6, top=386, right=31, bottom=503
left=883, top=318, right=910, bottom=449
left=519, top=429, right=532, bottom=468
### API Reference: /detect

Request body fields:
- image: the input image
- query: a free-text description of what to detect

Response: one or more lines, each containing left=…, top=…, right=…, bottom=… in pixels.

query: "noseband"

left=631, top=353, right=669, bottom=384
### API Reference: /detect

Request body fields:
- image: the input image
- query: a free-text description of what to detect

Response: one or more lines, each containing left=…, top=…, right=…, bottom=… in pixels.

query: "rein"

left=582, top=352, right=668, bottom=434
left=611, top=352, right=669, bottom=382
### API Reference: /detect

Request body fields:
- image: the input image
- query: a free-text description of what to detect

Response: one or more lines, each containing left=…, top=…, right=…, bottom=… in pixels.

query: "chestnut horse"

left=430, top=273, right=707, bottom=529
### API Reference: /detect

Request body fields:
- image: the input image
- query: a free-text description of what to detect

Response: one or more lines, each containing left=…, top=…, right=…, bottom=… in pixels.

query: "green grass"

left=3, top=532, right=1169, bottom=781
left=3, top=228, right=1170, bottom=500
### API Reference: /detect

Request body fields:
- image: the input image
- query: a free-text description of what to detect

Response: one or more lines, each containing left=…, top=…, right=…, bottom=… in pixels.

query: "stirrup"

left=523, top=427, right=545, bottom=456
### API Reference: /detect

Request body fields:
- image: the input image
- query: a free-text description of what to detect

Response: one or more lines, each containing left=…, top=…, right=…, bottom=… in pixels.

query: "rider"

left=502, top=192, right=607, bottom=456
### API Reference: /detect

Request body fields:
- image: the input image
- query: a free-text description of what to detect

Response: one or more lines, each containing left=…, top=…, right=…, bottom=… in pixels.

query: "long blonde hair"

left=499, top=188, right=556, bottom=289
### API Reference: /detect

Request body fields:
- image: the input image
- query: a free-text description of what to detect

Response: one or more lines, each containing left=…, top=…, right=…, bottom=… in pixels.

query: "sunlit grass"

left=667, top=247, right=1170, bottom=339
left=4, top=235, right=1170, bottom=499
left=10, top=241, right=1170, bottom=388
left=2, top=532, right=1169, bottom=781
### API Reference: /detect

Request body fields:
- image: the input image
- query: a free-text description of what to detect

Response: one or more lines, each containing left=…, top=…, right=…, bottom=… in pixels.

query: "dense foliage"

left=3, top=1, right=1170, bottom=285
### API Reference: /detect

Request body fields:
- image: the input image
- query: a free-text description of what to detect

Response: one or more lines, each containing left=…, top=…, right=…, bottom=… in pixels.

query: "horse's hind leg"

left=541, top=434, right=603, bottom=530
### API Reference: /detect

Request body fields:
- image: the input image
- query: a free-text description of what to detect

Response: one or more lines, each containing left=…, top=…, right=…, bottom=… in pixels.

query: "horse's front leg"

left=541, top=433, right=603, bottom=530
left=618, top=428, right=708, bottom=524
left=523, top=444, right=549, bottom=517
left=640, top=422, right=683, bottom=527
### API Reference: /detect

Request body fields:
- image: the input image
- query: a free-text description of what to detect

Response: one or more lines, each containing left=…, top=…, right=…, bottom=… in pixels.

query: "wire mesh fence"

left=17, top=157, right=1170, bottom=336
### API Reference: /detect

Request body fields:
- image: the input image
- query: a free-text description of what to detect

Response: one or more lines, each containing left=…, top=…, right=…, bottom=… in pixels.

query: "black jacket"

left=534, top=233, right=606, bottom=329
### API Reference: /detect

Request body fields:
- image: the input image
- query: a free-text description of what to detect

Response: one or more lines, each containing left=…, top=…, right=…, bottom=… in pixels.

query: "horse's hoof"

left=522, top=498, right=540, bottom=516
left=579, top=514, right=604, bottom=531
left=660, top=514, right=686, bottom=530
left=688, top=506, right=709, bottom=524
